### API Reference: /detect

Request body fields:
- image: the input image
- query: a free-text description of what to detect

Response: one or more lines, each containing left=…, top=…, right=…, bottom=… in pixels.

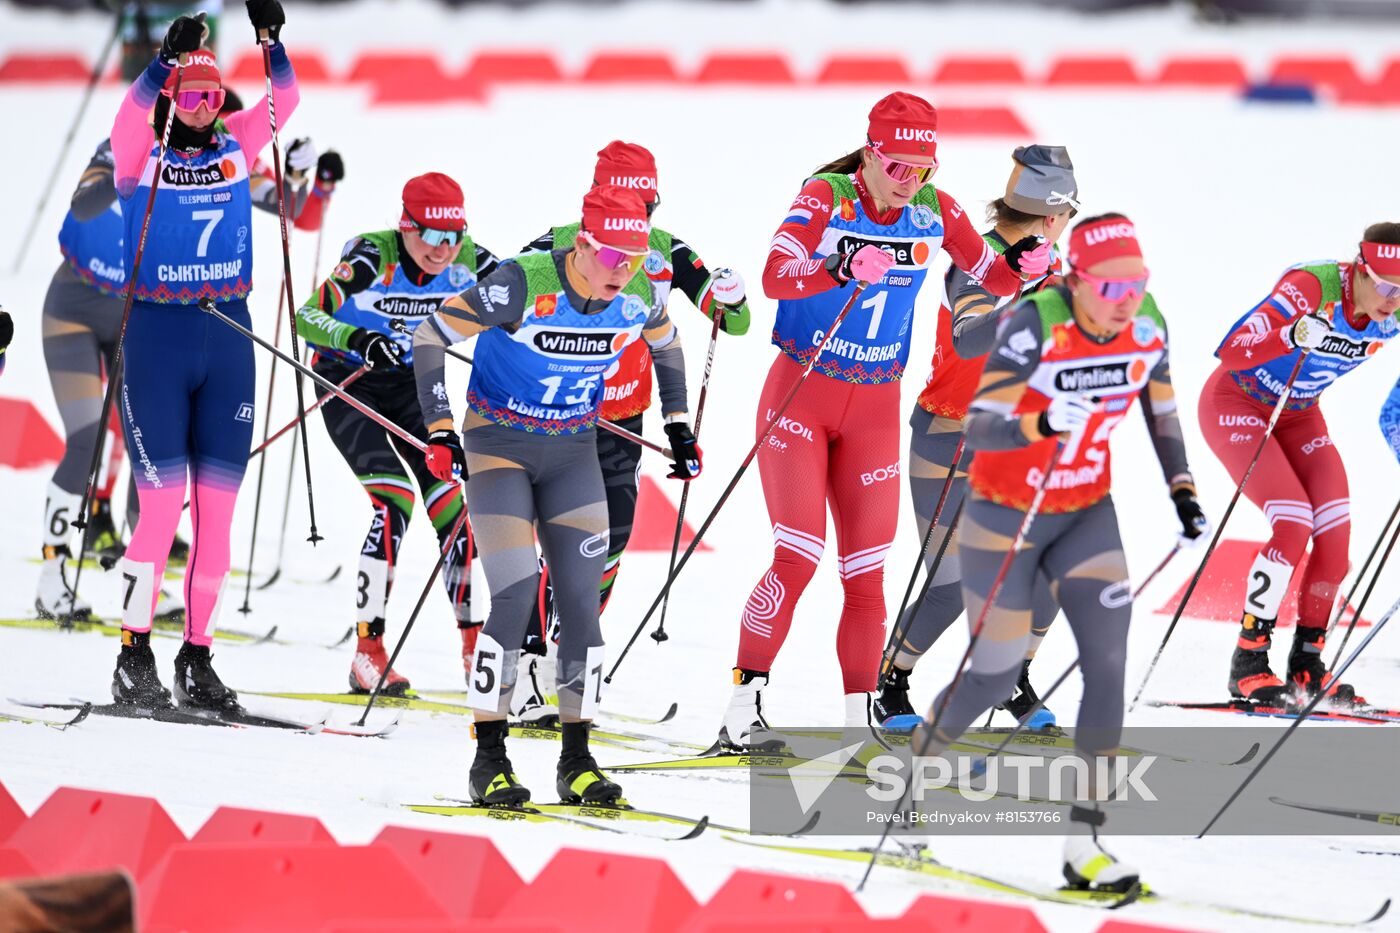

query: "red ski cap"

left=581, top=185, right=650, bottom=253
left=400, top=172, right=466, bottom=232
left=1360, top=239, right=1400, bottom=277
left=165, top=50, right=221, bottom=88
left=1069, top=216, right=1142, bottom=270
left=593, top=141, right=659, bottom=205
left=866, top=92, right=938, bottom=158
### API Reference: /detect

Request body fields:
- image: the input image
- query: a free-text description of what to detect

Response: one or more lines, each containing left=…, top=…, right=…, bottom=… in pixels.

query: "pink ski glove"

left=1005, top=236, right=1051, bottom=278
left=836, top=245, right=897, bottom=285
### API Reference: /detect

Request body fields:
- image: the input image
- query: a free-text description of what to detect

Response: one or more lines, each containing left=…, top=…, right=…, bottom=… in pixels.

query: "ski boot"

left=998, top=659, right=1057, bottom=730
left=557, top=720, right=623, bottom=805
left=469, top=719, right=531, bottom=807
left=715, top=668, right=776, bottom=752
left=111, top=630, right=173, bottom=707
left=1287, top=625, right=1363, bottom=705
left=87, top=499, right=126, bottom=568
left=511, top=654, right=559, bottom=726
left=35, top=545, right=93, bottom=623
left=1227, top=614, right=1289, bottom=704
left=348, top=621, right=410, bottom=696
left=167, top=534, right=191, bottom=566
left=173, top=642, right=241, bottom=712
left=873, top=666, right=923, bottom=732
left=1062, top=806, right=1140, bottom=894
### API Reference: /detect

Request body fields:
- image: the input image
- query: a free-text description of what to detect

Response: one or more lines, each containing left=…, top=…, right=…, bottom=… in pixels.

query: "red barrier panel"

left=1096, top=921, right=1208, bottom=933
left=902, top=892, right=1050, bottom=932
left=228, top=50, right=333, bottom=83
left=694, top=53, right=795, bottom=84
left=815, top=56, right=914, bottom=84
left=463, top=51, right=564, bottom=85
left=581, top=52, right=681, bottom=83
left=321, top=924, right=559, bottom=933
left=141, top=843, right=452, bottom=932
left=1268, top=56, right=1363, bottom=92
left=0, top=849, right=36, bottom=879
left=191, top=806, right=337, bottom=846
left=932, top=56, right=1028, bottom=84
left=348, top=52, right=453, bottom=84
left=629, top=475, right=711, bottom=552
left=371, top=825, right=522, bottom=919
left=684, top=869, right=865, bottom=931
left=6, top=788, right=185, bottom=879
left=1045, top=55, right=1142, bottom=85
left=0, top=398, right=64, bottom=469
left=1155, top=538, right=1372, bottom=628
left=691, top=923, right=907, bottom=933
left=940, top=106, right=1032, bottom=137
left=499, top=847, right=698, bottom=932
left=0, top=782, right=23, bottom=842
left=0, top=53, right=90, bottom=82
left=1154, top=56, right=1249, bottom=88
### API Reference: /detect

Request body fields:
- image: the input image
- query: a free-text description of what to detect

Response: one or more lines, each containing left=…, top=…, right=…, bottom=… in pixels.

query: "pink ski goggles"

left=867, top=145, right=938, bottom=185
left=581, top=231, right=647, bottom=274
left=1076, top=268, right=1150, bottom=302
left=1361, top=260, right=1400, bottom=300
left=164, top=87, right=226, bottom=114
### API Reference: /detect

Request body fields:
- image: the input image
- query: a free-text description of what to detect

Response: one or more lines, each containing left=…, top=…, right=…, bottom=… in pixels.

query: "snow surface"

left=1, top=4, right=1399, bottom=930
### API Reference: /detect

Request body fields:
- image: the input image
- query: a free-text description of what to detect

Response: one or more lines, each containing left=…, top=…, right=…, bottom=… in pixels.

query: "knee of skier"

left=770, top=547, right=820, bottom=591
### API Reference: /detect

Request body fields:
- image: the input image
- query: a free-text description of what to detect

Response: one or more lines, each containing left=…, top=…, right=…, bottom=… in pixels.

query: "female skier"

left=297, top=172, right=498, bottom=694
left=875, top=145, right=1078, bottom=730
left=1203, top=223, right=1400, bottom=703
left=109, top=3, right=299, bottom=712
left=719, top=92, right=1051, bottom=747
left=413, top=186, right=697, bottom=806
left=914, top=213, right=1207, bottom=890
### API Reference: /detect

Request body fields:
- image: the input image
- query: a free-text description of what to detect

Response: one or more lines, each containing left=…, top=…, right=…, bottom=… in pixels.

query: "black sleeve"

left=669, top=235, right=714, bottom=308
left=520, top=230, right=555, bottom=255
left=69, top=140, right=118, bottom=222
left=474, top=243, right=501, bottom=280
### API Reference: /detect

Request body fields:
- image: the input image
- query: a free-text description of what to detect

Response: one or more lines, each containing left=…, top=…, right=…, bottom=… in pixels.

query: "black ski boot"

left=872, top=666, right=919, bottom=730
left=112, top=630, right=173, bottom=707
left=469, top=719, right=531, bottom=807
left=1227, top=614, right=1288, bottom=703
left=1287, top=625, right=1362, bottom=704
left=173, top=642, right=241, bottom=712
left=998, top=659, right=1057, bottom=730
left=87, top=499, right=126, bottom=568
left=557, top=721, right=623, bottom=805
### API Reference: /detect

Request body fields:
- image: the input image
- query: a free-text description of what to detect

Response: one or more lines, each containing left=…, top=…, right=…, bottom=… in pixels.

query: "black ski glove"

left=160, top=14, right=205, bottom=64
left=347, top=328, right=404, bottom=371
left=0, top=308, right=13, bottom=351
left=246, top=0, right=285, bottom=42
left=664, top=420, right=702, bottom=481
left=1171, top=487, right=1210, bottom=543
left=317, top=150, right=345, bottom=184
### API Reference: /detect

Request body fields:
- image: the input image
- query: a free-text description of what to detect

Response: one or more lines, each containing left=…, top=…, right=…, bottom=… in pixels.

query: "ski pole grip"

left=258, top=27, right=270, bottom=43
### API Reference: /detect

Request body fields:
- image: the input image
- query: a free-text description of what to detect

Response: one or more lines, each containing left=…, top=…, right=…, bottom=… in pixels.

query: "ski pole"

left=357, top=505, right=470, bottom=726
left=200, top=300, right=427, bottom=453
left=438, top=345, right=673, bottom=458
left=13, top=7, right=123, bottom=274
left=1198, top=591, right=1398, bottom=838
left=1127, top=351, right=1311, bottom=712
left=258, top=30, right=321, bottom=545
left=881, top=495, right=967, bottom=676
left=1325, top=494, right=1398, bottom=639
left=879, top=435, right=967, bottom=674
left=247, top=367, right=367, bottom=461
left=1326, top=508, right=1400, bottom=675
left=605, top=283, right=869, bottom=684
left=237, top=277, right=290, bottom=614
left=66, top=47, right=193, bottom=626
left=858, top=441, right=1061, bottom=893
left=652, top=304, right=725, bottom=644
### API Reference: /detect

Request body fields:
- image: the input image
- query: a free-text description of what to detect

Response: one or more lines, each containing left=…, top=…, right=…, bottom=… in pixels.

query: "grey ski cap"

left=1004, top=145, right=1079, bottom=216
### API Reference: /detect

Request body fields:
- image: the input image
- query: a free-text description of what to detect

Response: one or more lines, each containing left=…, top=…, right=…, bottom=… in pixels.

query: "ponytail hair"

left=813, top=147, right=864, bottom=177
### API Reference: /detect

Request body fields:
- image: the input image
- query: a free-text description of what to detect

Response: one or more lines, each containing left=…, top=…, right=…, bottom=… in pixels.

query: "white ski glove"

left=1284, top=312, right=1332, bottom=351
left=285, top=137, right=317, bottom=177
left=1040, top=394, right=1097, bottom=435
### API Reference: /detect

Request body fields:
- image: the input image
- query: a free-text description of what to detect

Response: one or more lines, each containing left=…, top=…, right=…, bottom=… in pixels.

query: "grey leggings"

left=461, top=415, right=608, bottom=720
left=924, top=493, right=1132, bottom=758
left=891, top=406, right=1057, bottom=669
left=42, top=264, right=138, bottom=526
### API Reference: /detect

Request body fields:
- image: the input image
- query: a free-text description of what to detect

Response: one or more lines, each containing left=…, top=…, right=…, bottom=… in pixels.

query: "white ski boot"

left=510, top=653, right=559, bottom=725
left=1062, top=807, right=1140, bottom=893
left=715, top=668, right=772, bottom=751
left=35, top=546, right=93, bottom=622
